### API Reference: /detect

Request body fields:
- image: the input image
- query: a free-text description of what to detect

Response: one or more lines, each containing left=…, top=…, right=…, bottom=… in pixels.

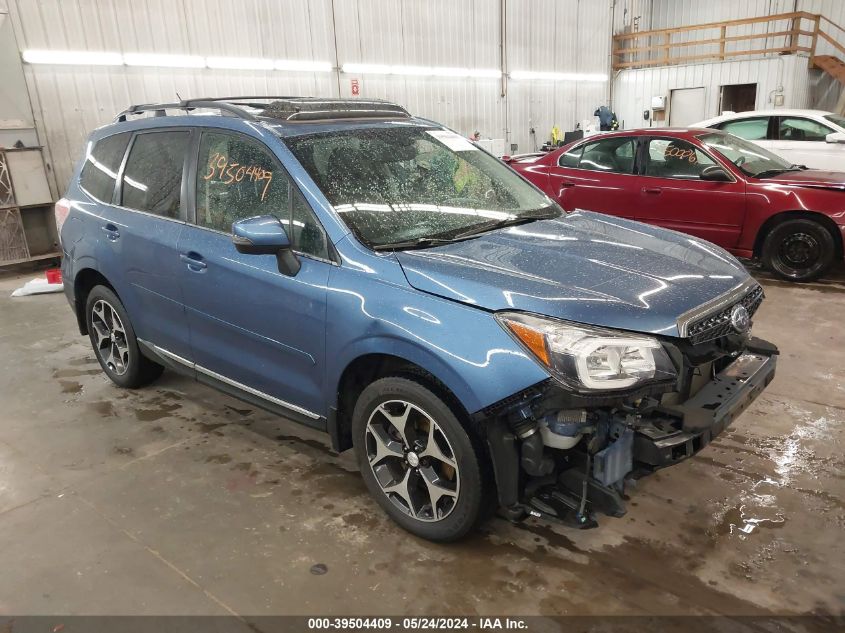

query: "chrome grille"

left=686, top=284, right=764, bottom=345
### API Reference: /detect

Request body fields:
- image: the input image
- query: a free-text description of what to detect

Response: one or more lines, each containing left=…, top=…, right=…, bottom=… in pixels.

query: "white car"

left=693, top=109, right=845, bottom=172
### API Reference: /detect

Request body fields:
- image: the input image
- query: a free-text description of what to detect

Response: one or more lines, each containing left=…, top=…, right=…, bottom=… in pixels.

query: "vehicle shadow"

left=744, top=260, right=845, bottom=293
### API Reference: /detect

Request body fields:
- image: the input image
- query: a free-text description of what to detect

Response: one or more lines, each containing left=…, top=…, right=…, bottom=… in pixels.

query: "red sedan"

left=507, top=128, right=845, bottom=282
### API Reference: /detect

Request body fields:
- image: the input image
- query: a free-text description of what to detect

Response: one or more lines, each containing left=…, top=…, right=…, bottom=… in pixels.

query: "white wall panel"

left=7, top=0, right=616, bottom=187
left=506, top=0, right=611, bottom=151
left=613, top=55, right=811, bottom=129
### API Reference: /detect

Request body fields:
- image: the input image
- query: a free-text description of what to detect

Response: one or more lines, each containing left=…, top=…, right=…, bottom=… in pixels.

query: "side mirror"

left=825, top=131, right=845, bottom=144
left=232, top=215, right=300, bottom=276
left=700, top=165, right=732, bottom=182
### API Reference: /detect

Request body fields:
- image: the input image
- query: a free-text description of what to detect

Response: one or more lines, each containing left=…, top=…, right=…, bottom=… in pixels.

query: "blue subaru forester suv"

left=58, top=97, right=777, bottom=541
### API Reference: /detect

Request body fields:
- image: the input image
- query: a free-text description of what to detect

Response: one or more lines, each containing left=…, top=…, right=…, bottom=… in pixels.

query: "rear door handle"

left=642, top=187, right=662, bottom=194
left=180, top=252, right=207, bottom=271
left=559, top=181, right=576, bottom=188
left=101, top=224, right=120, bottom=240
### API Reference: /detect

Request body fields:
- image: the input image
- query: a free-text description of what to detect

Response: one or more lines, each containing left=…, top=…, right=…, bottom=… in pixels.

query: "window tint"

left=577, top=137, right=635, bottom=174
left=79, top=132, right=130, bottom=202
left=645, top=138, right=717, bottom=179
left=717, top=117, right=769, bottom=140
left=559, top=146, right=583, bottom=168
left=121, top=132, right=189, bottom=218
left=778, top=117, right=833, bottom=142
left=197, top=131, right=329, bottom=258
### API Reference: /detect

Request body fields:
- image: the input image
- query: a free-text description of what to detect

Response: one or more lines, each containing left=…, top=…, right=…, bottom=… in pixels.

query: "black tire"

left=761, top=218, right=835, bottom=282
left=84, top=285, right=163, bottom=388
left=352, top=376, right=491, bottom=542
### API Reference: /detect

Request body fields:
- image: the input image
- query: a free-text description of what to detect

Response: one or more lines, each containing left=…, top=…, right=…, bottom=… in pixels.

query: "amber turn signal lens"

left=504, top=320, right=550, bottom=367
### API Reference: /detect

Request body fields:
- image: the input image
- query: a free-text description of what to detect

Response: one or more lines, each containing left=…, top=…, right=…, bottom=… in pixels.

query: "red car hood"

left=764, top=170, right=845, bottom=190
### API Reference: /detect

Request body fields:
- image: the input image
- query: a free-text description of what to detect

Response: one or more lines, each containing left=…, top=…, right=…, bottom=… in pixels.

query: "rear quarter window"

left=79, top=132, right=131, bottom=202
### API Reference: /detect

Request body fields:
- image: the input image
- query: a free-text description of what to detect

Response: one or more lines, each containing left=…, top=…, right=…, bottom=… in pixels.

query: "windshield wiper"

left=451, top=210, right=558, bottom=240
left=372, top=237, right=459, bottom=251
left=753, top=165, right=806, bottom=179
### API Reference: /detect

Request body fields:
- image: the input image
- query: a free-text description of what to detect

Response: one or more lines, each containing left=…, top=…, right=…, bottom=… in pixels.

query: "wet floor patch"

left=52, top=368, right=102, bottom=379
left=715, top=503, right=787, bottom=537
left=134, top=403, right=182, bottom=422
left=59, top=380, right=82, bottom=394
left=88, top=401, right=116, bottom=417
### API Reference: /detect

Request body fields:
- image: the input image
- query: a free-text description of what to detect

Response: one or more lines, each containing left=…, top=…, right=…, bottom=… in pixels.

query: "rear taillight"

left=54, top=198, right=70, bottom=244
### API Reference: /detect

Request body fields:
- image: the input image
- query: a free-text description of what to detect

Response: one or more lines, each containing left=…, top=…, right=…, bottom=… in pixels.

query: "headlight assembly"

left=496, top=312, right=677, bottom=392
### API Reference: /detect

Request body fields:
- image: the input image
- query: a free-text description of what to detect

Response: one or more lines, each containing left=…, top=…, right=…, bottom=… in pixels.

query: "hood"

left=763, top=169, right=845, bottom=191
left=395, top=211, right=751, bottom=337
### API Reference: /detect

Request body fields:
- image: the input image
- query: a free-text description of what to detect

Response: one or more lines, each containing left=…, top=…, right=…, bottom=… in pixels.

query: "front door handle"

left=101, top=224, right=120, bottom=240
left=559, top=181, right=576, bottom=188
left=180, top=252, right=207, bottom=271
left=642, top=187, right=662, bottom=194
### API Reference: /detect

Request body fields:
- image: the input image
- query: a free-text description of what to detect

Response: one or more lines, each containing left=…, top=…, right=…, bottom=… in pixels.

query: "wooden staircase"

left=812, top=55, right=845, bottom=85
left=810, top=16, right=845, bottom=114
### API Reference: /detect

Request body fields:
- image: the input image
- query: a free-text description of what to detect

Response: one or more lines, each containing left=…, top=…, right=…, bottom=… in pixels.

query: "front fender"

left=325, top=258, right=550, bottom=415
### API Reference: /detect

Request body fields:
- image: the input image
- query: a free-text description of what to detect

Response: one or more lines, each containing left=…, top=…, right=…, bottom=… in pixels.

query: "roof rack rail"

left=114, top=98, right=261, bottom=122
left=114, top=96, right=410, bottom=123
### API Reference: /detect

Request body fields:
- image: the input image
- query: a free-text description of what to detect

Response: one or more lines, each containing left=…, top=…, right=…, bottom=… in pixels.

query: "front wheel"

left=761, top=218, right=836, bottom=282
left=352, top=376, right=489, bottom=541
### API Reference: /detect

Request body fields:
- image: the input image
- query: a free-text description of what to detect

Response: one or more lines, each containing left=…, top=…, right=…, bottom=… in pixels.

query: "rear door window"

left=79, top=132, right=131, bottom=202
left=716, top=117, right=770, bottom=140
left=121, top=131, right=190, bottom=219
left=576, top=137, right=636, bottom=174
left=558, top=145, right=584, bottom=168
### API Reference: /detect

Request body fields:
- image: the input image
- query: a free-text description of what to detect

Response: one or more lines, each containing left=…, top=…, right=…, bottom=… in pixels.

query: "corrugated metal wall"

left=613, top=55, right=811, bottom=129
left=505, top=0, right=612, bottom=154
left=612, top=0, right=845, bottom=128
left=6, top=0, right=614, bottom=190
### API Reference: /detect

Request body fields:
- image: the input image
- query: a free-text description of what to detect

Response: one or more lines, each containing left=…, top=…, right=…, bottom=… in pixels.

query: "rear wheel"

left=85, top=285, right=163, bottom=388
left=761, top=218, right=835, bottom=282
left=352, top=376, right=489, bottom=541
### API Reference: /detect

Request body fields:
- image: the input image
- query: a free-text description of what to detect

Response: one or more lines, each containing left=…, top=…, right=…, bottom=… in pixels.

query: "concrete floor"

left=0, top=267, right=843, bottom=618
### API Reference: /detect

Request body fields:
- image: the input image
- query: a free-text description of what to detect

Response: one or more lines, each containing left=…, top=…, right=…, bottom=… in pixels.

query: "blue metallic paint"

left=232, top=215, right=292, bottom=251
left=62, top=113, right=754, bottom=424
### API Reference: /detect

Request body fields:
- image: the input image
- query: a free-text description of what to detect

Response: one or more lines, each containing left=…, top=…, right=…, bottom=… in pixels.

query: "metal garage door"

left=669, top=87, right=706, bottom=126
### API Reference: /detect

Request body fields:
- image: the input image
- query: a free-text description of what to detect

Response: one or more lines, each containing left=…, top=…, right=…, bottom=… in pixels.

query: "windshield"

left=824, top=114, right=845, bottom=129
left=698, top=132, right=795, bottom=178
left=285, top=125, right=559, bottom=248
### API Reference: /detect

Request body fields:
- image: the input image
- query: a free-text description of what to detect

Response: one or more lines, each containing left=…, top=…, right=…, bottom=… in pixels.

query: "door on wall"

left=719, top=83, right=757, bottom=114
left=669, top=87, right=706, bottom=126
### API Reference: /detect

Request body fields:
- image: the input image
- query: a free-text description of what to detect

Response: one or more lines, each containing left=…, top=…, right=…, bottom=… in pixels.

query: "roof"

left=113, top=96, right=414, bottom=128
left=694, top=109, right=836, bottom=127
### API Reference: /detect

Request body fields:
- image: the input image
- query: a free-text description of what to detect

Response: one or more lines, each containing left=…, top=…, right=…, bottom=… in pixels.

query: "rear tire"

left=352, top=376, right=490, bottom=542
left=761, top=218, right=835, bottom=282
left=85, top=285, right=163, bottom=388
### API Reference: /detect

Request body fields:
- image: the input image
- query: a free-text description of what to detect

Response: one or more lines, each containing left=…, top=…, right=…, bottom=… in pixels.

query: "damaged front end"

left=478, top=284, right=778, bottom=528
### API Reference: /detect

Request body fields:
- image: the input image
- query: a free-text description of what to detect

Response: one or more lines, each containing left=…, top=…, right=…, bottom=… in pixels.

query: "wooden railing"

left=815, top=15, right=845, bottom=63
left=613, top=11, right=844, bottom=71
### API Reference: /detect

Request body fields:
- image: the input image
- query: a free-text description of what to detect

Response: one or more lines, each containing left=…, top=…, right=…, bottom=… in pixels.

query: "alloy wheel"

left=365, top=400, right=460, bottom=522
left=91, top=299, right=130, bottom=376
